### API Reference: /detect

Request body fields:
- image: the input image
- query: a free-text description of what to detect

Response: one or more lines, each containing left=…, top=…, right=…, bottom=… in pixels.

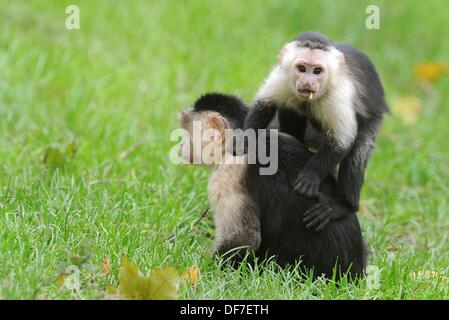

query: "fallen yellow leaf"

left=410, top=270, right=449, bottom=284
left=56, top=273, right=65, bottom=288
left=414, top=61, right=449, bottom=83
left=182, top=266, right=200, bottom=286
left=105, top=285, right=118, bottom=295
left=43, top=147, right=66, bottom=168
left=148, top=267, right=179, bottom=299
left=391, top=96, right=422, bottom=124
left=66, top=141, right=77, bottom=158
left=118, top=256, right=178, bottom=300
left=102, top=257, right=111, bottom=276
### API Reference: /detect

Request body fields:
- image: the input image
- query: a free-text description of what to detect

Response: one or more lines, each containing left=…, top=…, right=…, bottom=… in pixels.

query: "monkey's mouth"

left=297, top=89, right=315, bottom=99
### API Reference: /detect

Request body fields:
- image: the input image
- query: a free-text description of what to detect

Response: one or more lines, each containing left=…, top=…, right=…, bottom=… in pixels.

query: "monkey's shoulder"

left=335, top=43, right=371, bottom=62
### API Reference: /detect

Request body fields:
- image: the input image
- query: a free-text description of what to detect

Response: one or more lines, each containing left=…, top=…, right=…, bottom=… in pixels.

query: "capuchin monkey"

left=179, top=93, right=367, bottom=280
left=242, top=32, right=389, bottom=229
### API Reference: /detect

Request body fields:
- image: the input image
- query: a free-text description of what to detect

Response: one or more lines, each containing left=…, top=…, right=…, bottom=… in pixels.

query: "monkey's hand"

left=302, top=193, right=355, bottom=231
left=294, top=170, right=321, bottom=197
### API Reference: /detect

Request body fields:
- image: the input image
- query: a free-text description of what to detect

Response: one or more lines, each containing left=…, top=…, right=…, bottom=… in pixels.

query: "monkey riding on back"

left=241, top=31, right=389, bottom=230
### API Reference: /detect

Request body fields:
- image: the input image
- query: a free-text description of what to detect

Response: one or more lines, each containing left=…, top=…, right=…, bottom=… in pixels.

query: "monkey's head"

left=279, top=32, right=345, bottom=101
left=178, top=93, right=248, bottom=165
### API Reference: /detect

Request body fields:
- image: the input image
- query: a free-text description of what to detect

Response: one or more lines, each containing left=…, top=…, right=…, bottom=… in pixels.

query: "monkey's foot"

left=213, top=247, right=255, bottom=268
left=294, top=170, right=320, bottom=197
left=302, top=202, right=334, bottom=231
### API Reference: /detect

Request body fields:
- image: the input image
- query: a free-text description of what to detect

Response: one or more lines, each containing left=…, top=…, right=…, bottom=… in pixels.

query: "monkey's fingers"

left=294, top=179, right=308, bottom=193
left=306, top=212, right=328, bottom=228
left=315, top=216, right=331, bottom=232
left=306, top=183, right=320, bottom=196
left=295, top=180, right=319, bottom=197
left=302, top=203, right=329, bottom=222
left=304, top=206, right=332, bottom=228
left=305, top=214, right=324, bottom=229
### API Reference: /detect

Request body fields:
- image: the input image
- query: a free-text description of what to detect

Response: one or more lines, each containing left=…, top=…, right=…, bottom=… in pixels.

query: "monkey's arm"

left=244, top=100, right=278, bottom=131
left=294, top=138, right=351, bottom=196
left=338, top=131, right=375, bottom=210
left=231, top=100, right=278, bottom=155
left=302, top=131, right=376, bottom=230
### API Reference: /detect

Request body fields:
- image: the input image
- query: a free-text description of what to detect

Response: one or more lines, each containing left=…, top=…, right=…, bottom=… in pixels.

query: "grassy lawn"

left=1, top=0, right=449, bottom=299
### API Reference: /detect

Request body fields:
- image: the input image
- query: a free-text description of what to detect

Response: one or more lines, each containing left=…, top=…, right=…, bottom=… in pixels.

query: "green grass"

left=1, top=0, right=449, bottom=299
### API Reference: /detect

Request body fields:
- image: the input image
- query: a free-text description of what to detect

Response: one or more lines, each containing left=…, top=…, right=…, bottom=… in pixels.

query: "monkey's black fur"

left=293, top=31, right=333, bottom=51
left=244, top=31, right=389, bottom=228
left=195, top=93, right=368, bottom=280
left=194, top=93, right=248, bottom=130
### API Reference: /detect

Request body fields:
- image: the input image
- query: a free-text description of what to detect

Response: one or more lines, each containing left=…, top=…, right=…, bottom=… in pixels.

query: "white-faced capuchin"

left=179, top=93, right=367, bottom=280
left=241, top=32, right=388, bottom=231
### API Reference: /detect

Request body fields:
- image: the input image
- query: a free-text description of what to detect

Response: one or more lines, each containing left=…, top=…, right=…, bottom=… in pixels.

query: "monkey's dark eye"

left=313, top=68, right=322, bottom=75
left=297, top=65, right=306, bottom=73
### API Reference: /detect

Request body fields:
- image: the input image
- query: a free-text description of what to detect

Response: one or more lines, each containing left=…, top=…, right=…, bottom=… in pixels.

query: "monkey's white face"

left=291, top=49, right=329, bottom=100
left=280, top=44, right=344, bottom=101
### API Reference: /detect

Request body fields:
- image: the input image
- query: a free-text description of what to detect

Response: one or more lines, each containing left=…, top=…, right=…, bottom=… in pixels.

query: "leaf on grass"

left=182, top=266, right=200, bottom=286
left=43, top=141, right=77, bottom=168
left=414, top=61, right=449, bottom=83
left=410, top=270, right=449, bottom=284
left=391, top=96, right=422, bottom=124
left=43, top=147, right=66, bottom=168
left=56, top=273, right=66, bottom=288
left=118, top=256, right=178, bottom=300
left=148, top=267, right=179, bottom=299
left=102, top=257, right=111, bottom=276
left=105, top=285, right=118, bottom=295
left=66, top=141, right=77, bottom=158
left=68, top=241, right=93, bottom=268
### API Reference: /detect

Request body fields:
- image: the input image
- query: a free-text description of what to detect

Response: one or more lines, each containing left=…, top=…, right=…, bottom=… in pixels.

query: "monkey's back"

left=247, top=132, right=367, bottom=279
left=336, top=42, right=389, bottom=117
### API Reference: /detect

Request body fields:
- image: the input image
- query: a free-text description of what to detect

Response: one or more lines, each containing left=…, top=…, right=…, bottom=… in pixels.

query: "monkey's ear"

left=279, top=42, right=296, bottom=62
left=337, top=50, right=345, bottom=67
left=207, top=114, right=226, bottom=144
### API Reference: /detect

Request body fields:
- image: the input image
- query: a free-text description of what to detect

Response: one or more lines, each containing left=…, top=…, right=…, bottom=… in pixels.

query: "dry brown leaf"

left=391, top=96, right=422, bottom=124
left=102, top=257, right=111, bottom=276
left=414, top=61, right=449, bottom=83
left=182, top=266, right=200, bottom=286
